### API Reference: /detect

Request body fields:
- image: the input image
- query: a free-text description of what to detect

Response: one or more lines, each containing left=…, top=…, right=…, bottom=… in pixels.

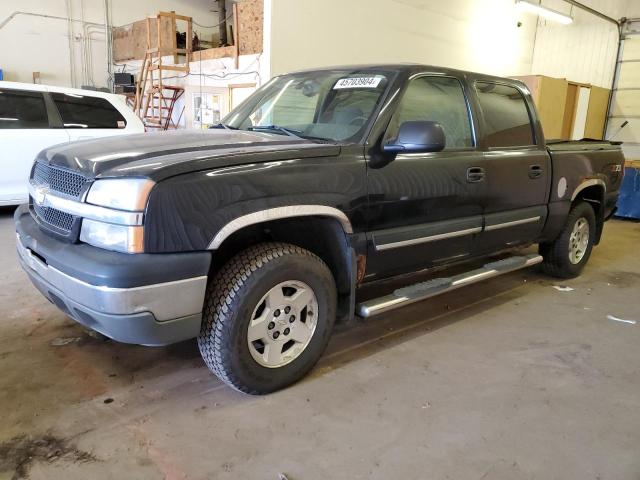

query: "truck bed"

left=546, top=139, right=622, bottom=152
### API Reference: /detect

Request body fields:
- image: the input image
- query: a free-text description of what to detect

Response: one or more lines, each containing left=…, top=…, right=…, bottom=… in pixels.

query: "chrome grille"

left=33, top=203, right=74, bottom=232
left=31, top=161, right=89, bottom=236
left=32, top=162, right=87, bottom=198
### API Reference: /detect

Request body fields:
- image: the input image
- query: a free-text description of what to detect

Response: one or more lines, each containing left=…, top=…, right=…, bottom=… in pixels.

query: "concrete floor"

left=1, top=207, right=639, bottom=480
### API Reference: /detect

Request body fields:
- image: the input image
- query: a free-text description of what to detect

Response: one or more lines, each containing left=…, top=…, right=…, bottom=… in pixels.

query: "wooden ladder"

left=133, top=11, right=192, bottom=130
left=143, top=85, right=185, bottom=130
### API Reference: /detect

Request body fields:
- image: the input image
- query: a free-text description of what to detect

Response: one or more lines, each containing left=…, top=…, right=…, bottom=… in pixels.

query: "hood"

left=38, top=129, right=342, bottom=180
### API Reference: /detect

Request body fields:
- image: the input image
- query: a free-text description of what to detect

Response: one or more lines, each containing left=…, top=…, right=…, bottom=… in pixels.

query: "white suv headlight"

left=80, top=178, right=154, bottom=253
left=86, top=178, right=155, bottom=211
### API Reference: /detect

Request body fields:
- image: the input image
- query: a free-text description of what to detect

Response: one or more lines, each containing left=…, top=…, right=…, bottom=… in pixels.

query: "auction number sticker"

left=333, top=76, right=383, bottom=89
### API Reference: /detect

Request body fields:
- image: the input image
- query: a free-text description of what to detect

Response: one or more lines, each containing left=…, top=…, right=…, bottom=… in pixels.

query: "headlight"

left=81, top=178, right=154, bottom=253
left=80, top=219, right=144, bottom=253
left=86, top=178, right=154, bottom=211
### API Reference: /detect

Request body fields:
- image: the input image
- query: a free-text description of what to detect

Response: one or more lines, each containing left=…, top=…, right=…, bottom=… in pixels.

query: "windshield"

left=223, top=70, right=393, bottom=142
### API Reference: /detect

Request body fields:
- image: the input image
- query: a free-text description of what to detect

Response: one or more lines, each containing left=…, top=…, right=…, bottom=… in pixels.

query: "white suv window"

left=51, top=92, right=127, bottom=129
left=0, top=89, right=49, bottom=129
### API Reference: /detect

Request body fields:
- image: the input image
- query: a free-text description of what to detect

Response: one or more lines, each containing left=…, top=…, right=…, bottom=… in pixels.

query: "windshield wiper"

left=246, top=125, right=333, bottom=142
left=246, top=125, right=305, bottom=139
left=209, top=123, right=238, bottom=130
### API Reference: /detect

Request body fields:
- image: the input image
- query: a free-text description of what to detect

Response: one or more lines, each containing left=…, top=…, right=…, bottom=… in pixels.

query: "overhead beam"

left=560, top=0, right=620, bottom=26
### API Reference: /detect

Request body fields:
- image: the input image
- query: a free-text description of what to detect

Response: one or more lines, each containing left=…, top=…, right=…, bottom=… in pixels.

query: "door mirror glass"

left=383, top=120, right=446, bottom=153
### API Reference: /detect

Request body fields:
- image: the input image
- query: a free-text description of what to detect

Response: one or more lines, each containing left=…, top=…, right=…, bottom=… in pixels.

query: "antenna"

left=608, top=120, right=629, bottom=141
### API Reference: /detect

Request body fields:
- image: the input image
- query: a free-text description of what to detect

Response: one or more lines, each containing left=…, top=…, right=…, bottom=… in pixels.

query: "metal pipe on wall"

left=86, top=25, right=106, bottom=87
left=65, top=0, right=76, bottom=88
left=80, top=0, right=89, bottom=86
left=0, top=11, right=105, bottom=30
left=0, top=10, right=116, bottom=89
left=104, top=0, right=114, bottom=92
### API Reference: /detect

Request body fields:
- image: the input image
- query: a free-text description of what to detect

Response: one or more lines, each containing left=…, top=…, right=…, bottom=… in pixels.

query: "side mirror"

left=383, top=120, right=446, bottom=154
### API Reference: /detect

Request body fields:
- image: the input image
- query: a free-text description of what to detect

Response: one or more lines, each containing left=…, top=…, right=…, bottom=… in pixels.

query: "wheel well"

left=210, top=216, right=355, bottom=318
left=573, top=185, right=605, bottom=243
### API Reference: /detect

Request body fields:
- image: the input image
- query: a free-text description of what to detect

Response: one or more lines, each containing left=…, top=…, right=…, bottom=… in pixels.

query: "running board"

left=356, top=254, right=543, bottom=318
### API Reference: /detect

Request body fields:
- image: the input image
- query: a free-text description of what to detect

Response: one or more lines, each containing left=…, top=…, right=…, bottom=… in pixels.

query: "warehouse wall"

left=268, top=0, right=539, bottom=78
left=530, top=0, right=629, bottom=89
left=0, top=0, right=216, bottom=87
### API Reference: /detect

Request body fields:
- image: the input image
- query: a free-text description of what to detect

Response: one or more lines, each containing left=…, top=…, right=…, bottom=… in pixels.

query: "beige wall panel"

left=514, top=75, right=541, bottom=100
left=530, top=0, right=628, bottom=88
left=616, top=66, right=640, bottom=89
left=621, top=37, right=640, bottom=59
left=611, top=90, right=640, bottom=116
left=513, top=75, right=567, bottom=139
left=584, top=86, right=610, bottom=139
left=537, top=76, right=568, bottom=139
left=269, top=0, right=538, bottom=77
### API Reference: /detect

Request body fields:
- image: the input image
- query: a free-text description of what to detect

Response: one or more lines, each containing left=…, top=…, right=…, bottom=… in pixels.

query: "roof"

left=283, top=63, right=528, bottom=89
left=0, top=80, right=122, bottom=100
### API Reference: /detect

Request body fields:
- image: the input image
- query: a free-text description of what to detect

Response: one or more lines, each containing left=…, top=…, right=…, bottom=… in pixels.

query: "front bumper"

left=15, top=205, right=211, bottom=345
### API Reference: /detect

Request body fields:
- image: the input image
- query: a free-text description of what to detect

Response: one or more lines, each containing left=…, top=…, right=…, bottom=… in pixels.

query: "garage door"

left=607, top=20, right=640, bottom=161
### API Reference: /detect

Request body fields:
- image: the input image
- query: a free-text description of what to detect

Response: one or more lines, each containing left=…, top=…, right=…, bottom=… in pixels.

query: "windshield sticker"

left=333, top=77, right=383, bottom=89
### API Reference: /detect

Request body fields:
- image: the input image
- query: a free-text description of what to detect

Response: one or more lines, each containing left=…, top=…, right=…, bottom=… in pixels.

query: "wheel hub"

left=269, top=306, right=296, bottom=338
left=247, top=280, right=318, bottom=368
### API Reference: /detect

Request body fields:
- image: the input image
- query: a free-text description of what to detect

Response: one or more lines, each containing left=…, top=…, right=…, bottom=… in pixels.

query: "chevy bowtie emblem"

left=34, top=185, right=49, bottom=206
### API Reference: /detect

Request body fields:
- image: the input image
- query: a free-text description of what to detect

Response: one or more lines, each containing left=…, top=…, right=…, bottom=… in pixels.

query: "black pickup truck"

left=15, top=64, right=624, bottom=394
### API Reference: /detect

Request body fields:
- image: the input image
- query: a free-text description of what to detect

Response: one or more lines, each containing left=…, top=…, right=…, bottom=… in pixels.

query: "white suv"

left=0, top=82, right=145, bottom=206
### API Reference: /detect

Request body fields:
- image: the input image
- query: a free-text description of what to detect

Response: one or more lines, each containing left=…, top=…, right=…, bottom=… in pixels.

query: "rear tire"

left=198, top=242, right=336, bottom=394
left=540, top=201, right=596, bottom=279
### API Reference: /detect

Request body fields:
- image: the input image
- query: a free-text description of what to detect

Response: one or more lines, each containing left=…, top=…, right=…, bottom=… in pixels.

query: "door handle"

left=467, top=166, right=485, bottom=183
left=529, top=164, right=543, bottom=179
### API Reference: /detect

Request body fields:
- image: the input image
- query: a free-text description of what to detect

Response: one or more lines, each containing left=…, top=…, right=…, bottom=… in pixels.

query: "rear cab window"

left=0, top=89, right=49, bottom=129
left=475, top=82, right=535, bottom=148
left=51, top=92, right=126, bottom=129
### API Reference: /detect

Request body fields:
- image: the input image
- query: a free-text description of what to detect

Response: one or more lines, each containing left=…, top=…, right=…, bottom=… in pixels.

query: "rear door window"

left=475, top=82, right=535, bottom=147
left=51, top=92, right=126, bottom=129
left=0, top=89, right=49, bottom=129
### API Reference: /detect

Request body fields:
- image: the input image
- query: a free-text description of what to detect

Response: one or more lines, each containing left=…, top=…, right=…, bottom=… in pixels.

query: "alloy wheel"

left=247, top=280, right=319, bottom=368
left=568, top=217, right=589, bottom=265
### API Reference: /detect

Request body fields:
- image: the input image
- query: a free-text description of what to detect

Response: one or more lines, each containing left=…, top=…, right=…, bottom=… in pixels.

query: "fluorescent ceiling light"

left=516, top=0, right=573, bottom=24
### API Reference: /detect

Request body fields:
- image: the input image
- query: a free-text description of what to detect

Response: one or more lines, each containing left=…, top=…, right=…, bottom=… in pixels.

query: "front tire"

left=540, top=201, right=596, bottom=279
left=198, top=242, right=336, bottom=394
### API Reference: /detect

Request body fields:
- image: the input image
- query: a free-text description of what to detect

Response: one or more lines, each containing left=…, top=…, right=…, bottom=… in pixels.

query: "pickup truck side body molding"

left=571, top=179, right=606, bottom=201
left=484, top=216, right=541, bottom=231
left=373, top=213, right=543, bottom=251
left=208, top=205, right=354, bottom=250
left=375, top=226, right=482, bottom=251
